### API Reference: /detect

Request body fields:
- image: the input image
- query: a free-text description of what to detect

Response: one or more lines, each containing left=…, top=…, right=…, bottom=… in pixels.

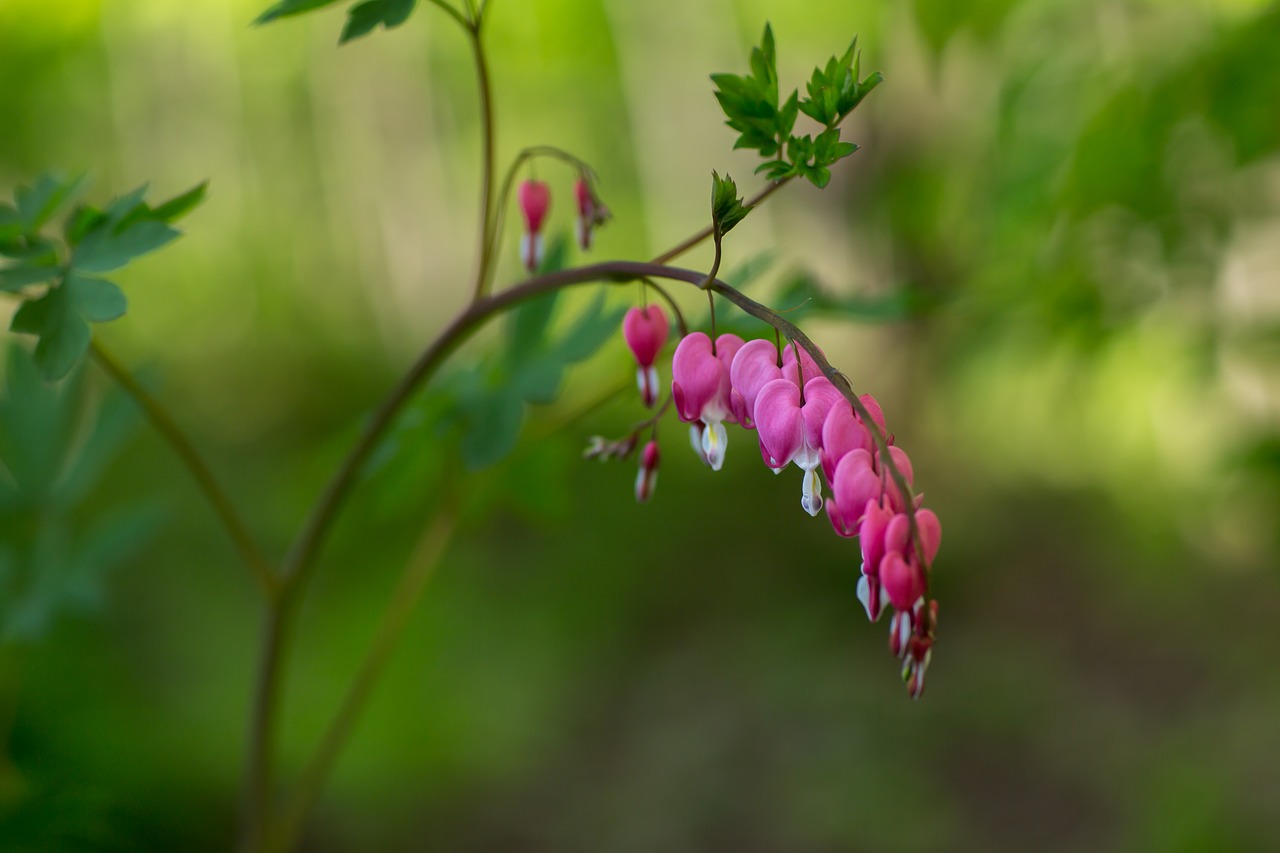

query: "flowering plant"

left=0, top=3, right=939, bottom=849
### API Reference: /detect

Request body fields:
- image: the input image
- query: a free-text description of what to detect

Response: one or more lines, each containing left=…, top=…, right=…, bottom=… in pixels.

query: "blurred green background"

left=3, top=0, right=1280, bottom=849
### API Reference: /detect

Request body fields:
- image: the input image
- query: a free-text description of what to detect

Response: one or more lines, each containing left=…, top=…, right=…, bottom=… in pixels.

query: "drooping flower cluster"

left=517, top=176, right=610, bottom=272
left=605, top=315, right=943, bottom=698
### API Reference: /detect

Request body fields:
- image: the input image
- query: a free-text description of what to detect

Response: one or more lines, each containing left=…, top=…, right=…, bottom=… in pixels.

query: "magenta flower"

left=819, top=394, right=884, bottom=481
left=634, top=439, right=660, bottom=503
left=753, top=376, right=844, bottom=515
left=518, top=179, right=550, bottom=271
left=622, top=305, right=669, bottom=408
left=826, top=450, right=882, bottom=537
left=671, top=332, right=744, bottom=470
left=729, top=339, right=826, bottom=428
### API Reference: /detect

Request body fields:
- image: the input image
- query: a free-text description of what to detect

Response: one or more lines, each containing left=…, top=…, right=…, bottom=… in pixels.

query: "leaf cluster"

left=1, top=174, right=205, bottom=381
left=256, top=0, right=420, bottom=44
left=711, top=25, right=883, bottom=188
left=711, top=172, right=753, bottom=236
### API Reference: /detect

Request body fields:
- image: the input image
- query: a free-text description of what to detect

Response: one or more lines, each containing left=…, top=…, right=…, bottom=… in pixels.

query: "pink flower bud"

left=574, top=178, right=609, bottom=250
left=518, top=180, right=550, bottom=271
left=634, top=439, right=660, bottom=503
left=622, top=305, right=669, bottom=368
left=623, top=305, right=669, bottom=409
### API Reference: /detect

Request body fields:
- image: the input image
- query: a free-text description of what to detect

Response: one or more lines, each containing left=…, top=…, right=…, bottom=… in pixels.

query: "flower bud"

left=622, top=305, right=669, bottom=408
left=634, top=439, right=660, bottom=503
left=518, top=179, right=550, bottom=271
left=574, top=178, right=609, bottom=250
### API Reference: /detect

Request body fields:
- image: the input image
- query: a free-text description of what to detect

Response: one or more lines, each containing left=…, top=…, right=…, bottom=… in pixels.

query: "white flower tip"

left=702, top=420, right=728, bottom=471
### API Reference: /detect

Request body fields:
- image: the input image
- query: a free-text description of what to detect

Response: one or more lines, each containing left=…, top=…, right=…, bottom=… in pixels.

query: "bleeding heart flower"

left=518, top=179, right=550, bottom=271
left=671, top=332, right=744, bottom=470
left=622, top=305, right=670, bottom=408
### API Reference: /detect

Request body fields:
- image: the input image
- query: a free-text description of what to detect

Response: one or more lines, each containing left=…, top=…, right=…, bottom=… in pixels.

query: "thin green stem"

left=651, top=178, right=790, bottom=264
left=89, top=341, right=279, bottom=601
left=641, top=278, right=687, bottom=337
left=271, top=509, right=458, bottom=851
left=468, top=21, right=497, bottom=302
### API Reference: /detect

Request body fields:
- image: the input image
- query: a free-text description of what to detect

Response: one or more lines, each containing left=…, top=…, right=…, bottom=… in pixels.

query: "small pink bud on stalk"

left=622, top=305, right=670, bottom=408
left=634, top=439, right=660, bottom=503
left=574, top=178, right=610, bottom=250
left=518, top=179, right=551, bottom=271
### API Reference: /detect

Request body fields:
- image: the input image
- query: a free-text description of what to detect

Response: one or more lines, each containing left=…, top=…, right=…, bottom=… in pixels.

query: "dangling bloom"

left=752, top=376, right=844, bottom=515
left=574, top=178, right=609, bottom=250
left=634, top=439, right=660, bottom=503
left=671, top=332, right=744, bottom=471
left=622, top=305, right=669, bottom=408
left=518, top=179, right=551, bottom=271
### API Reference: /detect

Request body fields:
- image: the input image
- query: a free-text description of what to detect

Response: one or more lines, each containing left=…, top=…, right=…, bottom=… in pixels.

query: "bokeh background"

left=2, top=0, right=1279, bottom=849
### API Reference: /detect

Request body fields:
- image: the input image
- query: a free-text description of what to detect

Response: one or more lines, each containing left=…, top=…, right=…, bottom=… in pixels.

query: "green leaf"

left=9, top=275, right=127, bottom=381
left=149, top=181, right=208, bottom=223
left=66, top=275, right=126, bottom=322
left=340, top=0, right=416, bottom=44
left=711, top=171, right=753, bottom=235
left=255, top=0, right=345, bottom=24
left=14, top=173, right=88, bottom=233
left=511, top=356, right=563, bottom=405
left=0, top=262, right=61, bottom=292
left=0, top=204, right=22, bottom=242
left=10, top=286, right=92, bottom=382
left=72, top=219, right=179, bottom=274
left=508, top=290, right=559, bottom=364
left=64, top=205, right=108, bottom=246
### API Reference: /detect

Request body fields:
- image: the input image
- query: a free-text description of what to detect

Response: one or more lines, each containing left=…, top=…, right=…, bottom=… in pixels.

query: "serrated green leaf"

left=255, top=0, right=345, bottom=24
left=340, top=0, right=416, bottom=44
left=66, top=275, right=126, bottom=322
left=73, top=219, right=179, bottom=274
left=14, top=173, right=88, bottom=233
left=778, top=91, right=799, bottom=138
left=0, top=262, right=61, bottom=292
left=149, top=181, right=208, bottom=223
left=711, top=171, right=753, bottom=235
left=104, top=184, right=150, bottom=225
left=806, top=165, right=832, bottom=189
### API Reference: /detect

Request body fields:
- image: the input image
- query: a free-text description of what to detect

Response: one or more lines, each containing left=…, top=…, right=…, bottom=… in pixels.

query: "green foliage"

left=1, top=176, right=205, bottom=381
left=0, top=344, right=152, bottom=643
left=710, top=172, right=752, bottom=236
left=255, top=0, right=346, bottom=24
left=712, top=24, right=880, bottom=188
left=341, top=0, right=416, bottom=44
left=257, top=0, right=420, bottom=44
